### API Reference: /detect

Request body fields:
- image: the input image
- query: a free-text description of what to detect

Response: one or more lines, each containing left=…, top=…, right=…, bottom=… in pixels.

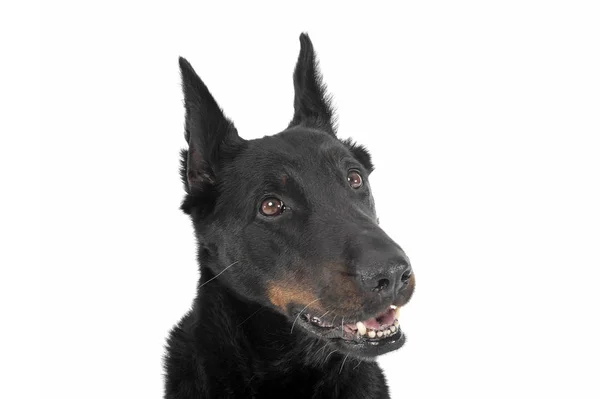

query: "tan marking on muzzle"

left=395, top=272, right=416, bottom=307
left=266, top=281, right=321, bottom=312
left=324, top=265, right=363, bottom=312
left=407, top=273, right=416, bottom=291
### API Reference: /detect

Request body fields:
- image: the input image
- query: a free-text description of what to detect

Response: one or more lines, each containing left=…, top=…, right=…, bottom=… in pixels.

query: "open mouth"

left=300, top=305, right=404, bottom=353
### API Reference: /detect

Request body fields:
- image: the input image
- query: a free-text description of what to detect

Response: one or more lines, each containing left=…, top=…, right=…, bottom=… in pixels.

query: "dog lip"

left=306, top=315, right=335, bottom=328
left=303, top=304, right=400, bottom=329
left=301, top=304, right=402, bottom=344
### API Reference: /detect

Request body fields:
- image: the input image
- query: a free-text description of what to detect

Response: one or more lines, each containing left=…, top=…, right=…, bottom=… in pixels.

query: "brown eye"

left=347, top=170, right=363, bottom=189
left=260, top=197, right=284, bottom=216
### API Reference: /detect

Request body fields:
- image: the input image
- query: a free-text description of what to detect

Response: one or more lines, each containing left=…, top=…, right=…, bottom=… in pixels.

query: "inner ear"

left=342, top=139, right=374, bottom=174
left=179, top=57, right=246, bottom=181
left=179, top=57, right=246, bottom=214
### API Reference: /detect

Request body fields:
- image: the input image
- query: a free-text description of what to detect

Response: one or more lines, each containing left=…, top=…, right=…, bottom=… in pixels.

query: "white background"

left=2, top=1, right=599, bottom=398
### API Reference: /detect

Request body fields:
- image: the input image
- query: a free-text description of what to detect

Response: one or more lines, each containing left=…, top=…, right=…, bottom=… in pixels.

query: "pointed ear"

left=288, top=33, right=336, bottom=135
left=179, top=57, right=245, bottom=196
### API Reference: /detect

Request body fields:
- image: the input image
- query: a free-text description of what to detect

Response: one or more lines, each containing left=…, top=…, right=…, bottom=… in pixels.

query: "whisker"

left=316, top=343, right=329, bottom=359
left=244, top=374, right=257, bottom=388
left=353, top=360, right=363, bottom=370
left=324, top=349, right=337, bottom=363
left=197, top=261, right=240, bottom=290
left=339, top=353, right=350, bottom=374
left=318, top=310, right=331, bottom=319
left=237, top=306, right=265, bottom=328
left=290, top=297, right=321, bottom=334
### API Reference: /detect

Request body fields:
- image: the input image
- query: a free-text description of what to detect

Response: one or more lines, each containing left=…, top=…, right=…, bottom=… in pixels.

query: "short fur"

left=164, top=33, right=414, bottom=399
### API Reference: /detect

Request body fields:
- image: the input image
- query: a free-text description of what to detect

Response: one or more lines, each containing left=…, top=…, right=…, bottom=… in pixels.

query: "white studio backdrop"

left=4, top=1, right=599, bottom=398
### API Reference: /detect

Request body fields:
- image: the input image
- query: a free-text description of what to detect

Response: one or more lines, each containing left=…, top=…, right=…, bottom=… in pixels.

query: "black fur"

left=164, top=33, right=415, bottom=398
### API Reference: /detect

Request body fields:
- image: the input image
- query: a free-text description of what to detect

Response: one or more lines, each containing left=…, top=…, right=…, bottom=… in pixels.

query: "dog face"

left=179, top=34, right=414, bottom=358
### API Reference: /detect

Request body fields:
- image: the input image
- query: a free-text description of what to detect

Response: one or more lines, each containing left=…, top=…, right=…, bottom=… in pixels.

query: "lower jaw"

left=298, top=323, right=406, bottom=358
left=330, top=328, right=405, bottom=358
left=300, top=305, right=406, bottom=357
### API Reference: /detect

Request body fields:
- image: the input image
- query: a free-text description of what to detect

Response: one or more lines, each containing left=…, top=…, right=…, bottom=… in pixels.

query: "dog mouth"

left=300, top=305, right=403, bottom=347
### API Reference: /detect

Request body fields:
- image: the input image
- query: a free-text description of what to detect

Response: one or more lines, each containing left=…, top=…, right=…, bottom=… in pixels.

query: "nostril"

left=372, top=278, right=390, bottom=292
left=400, top=268, right=412, bottom=284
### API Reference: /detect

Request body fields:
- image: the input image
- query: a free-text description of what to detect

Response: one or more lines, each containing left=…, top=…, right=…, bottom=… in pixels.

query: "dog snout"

left=347, top=227, right=411, bottom=299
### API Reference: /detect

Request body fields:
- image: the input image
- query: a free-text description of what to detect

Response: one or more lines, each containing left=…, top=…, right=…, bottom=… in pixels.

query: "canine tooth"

left=394, top=320, right=400, bottom=327
left=376, top=331, right=383, bottom=338
left=356, top=321, right=367, bottom=336
left=390, top=325, right=396, bottom=332
left=383, top=329, right=391, bottom=336
left=394, top=307, right=401, bottom=320
left=390, top=305, right=397, bottom=310
left=367, top=330, right=376, bottom=338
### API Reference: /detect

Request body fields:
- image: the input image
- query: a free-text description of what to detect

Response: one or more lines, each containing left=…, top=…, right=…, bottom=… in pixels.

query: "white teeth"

left=357, top=307, right=401, bottom=340
left=356, top=321, right=367, bottom=336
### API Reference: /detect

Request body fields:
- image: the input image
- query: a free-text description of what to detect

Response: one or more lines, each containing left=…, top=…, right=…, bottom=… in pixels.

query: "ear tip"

left=179, top=57, right=202, bottom=90
left=299, top=32, right=313, bottom=50
left=180, top=57, right=200, bottom=80
left=179, top=56, right=192, bottom=71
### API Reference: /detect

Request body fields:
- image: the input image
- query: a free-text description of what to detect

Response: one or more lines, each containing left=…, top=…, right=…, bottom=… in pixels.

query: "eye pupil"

left=347, top=171, right=363, bottom=189
left=260, top=198, right=284, bottom=216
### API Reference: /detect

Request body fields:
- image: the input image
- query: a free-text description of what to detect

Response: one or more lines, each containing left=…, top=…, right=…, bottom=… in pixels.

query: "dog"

left=164, top=33, right=415, bottom=398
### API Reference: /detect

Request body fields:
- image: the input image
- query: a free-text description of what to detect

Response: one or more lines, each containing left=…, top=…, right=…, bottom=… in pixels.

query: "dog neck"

left=164, top=264, right=390, bottom=397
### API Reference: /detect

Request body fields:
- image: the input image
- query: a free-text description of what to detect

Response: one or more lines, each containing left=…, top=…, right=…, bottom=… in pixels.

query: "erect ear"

left=288, top=33, right=336, bottom=136
left=179, top=57, right=245, bottom=196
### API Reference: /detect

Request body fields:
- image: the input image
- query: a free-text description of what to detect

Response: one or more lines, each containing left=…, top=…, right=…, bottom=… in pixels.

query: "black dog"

left=164, top=33, right=415, bottom=399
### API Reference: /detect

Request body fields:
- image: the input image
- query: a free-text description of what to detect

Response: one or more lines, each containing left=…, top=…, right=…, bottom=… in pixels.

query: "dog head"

left=179, top=34, right=414, bottom=358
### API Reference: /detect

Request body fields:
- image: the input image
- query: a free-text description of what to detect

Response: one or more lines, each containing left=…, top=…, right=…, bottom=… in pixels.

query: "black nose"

left=361, top=257, right=412, bottom=296
left=347, top=226, right=411, bottom=298
left=369, top=266, right=413, bottom=293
